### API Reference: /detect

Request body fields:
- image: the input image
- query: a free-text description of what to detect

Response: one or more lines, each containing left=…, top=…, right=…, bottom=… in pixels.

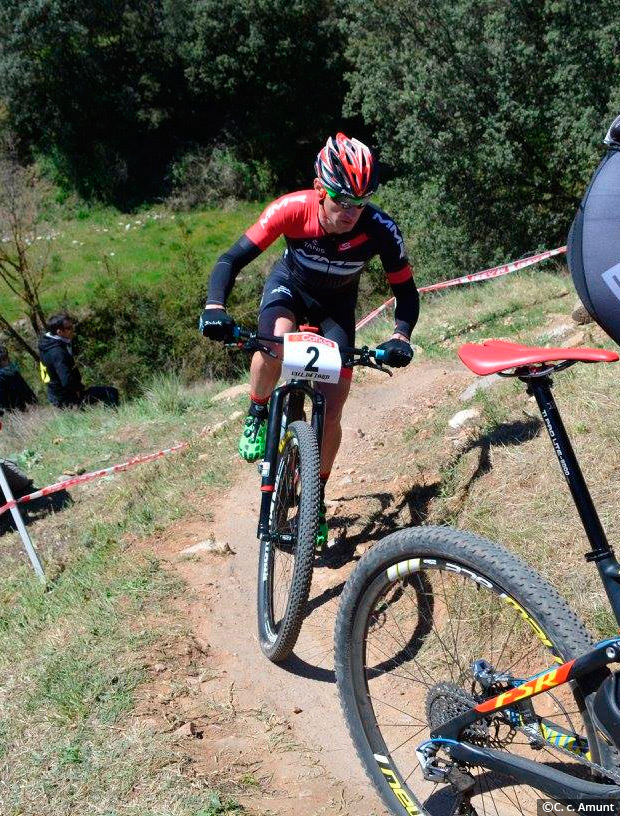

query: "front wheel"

left=257, top=420, right=319, bottom=662
left=335, top=526, right=615, bottom=816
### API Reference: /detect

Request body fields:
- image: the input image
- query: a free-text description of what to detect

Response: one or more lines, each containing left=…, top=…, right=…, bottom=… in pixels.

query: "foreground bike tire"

left=257, top=420, right=319, bottom=662
left=335, top=526, right=615, bottom=816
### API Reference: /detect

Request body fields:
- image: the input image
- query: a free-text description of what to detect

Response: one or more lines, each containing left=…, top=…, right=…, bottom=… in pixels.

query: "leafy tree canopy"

left=341, top=0, right=620, bottom=272
left=0, top=0, right=346, bottom=203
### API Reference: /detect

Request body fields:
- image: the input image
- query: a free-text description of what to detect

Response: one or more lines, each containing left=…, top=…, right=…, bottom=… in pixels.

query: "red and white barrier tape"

left=355, top=245, right=567, bottom=331
left=0, top=442, right=189, bottom=516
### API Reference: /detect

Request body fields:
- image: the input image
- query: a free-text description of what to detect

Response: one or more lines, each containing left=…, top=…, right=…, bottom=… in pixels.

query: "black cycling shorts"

left=258, top=261, right=358, bottom=356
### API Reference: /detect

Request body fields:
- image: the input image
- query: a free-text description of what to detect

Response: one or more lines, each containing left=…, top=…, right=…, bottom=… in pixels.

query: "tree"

left=0, top=0, right=349, bottom=201
left=179, top=0, right=348, bottom=185
left=340, top=0, right=620, bottom=277
left=0, top=141, right=51, bottom=361
left=0, top=0, right=185, bottom=203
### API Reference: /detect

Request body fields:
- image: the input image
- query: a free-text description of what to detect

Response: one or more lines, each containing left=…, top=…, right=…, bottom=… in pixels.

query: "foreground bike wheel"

left=335, top=526, right=615, bottom=816
left=257, top=420, right=319, bottom=662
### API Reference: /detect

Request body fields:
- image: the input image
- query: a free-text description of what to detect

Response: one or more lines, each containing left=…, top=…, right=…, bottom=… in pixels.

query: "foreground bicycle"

left=335, top=338, right=620, bottom=814
left=227, top=324, right=393, bottom=662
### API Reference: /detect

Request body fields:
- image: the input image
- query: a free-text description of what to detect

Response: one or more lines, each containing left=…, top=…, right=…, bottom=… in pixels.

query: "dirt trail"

left=150, top=357, right=473, bottom=814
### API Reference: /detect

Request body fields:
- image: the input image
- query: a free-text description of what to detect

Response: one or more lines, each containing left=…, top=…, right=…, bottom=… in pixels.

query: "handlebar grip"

left=375, top=348, right=386, bottom=361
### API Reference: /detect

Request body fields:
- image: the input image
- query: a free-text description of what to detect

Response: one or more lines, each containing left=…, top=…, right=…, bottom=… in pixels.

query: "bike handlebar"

left=226, top=325, right=392, bottom=373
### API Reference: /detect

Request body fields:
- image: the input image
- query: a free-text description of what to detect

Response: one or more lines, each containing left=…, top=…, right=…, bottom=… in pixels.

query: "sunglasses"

left=325, top=188, right=372, bottom=209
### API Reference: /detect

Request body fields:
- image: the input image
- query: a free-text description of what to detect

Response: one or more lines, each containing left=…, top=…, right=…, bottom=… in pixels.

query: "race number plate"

left=282, top=332, right=341, bottom=384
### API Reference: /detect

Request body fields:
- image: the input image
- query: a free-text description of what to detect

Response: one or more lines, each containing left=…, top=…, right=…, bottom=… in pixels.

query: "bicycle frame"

left=256, top=378, right=325, bottom=541
left=431, top=368, right=620, bottom=800
left=227, top=325, right=388, bottom=542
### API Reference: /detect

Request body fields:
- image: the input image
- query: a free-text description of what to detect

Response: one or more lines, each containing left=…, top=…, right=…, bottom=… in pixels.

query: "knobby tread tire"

left=257, top=421, right=320, bottom=662
left=334, top=525, right=611, bottom=815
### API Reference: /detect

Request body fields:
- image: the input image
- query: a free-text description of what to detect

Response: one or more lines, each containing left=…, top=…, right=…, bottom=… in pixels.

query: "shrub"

left=379, top=179, right=488, bottom=285
left=168, top=145, right=275, bottom=210
left=77, top=267, right=255, bottom=397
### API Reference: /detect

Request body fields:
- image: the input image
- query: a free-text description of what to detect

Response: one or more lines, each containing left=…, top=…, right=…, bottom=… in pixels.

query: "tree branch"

left=0, top=313, right=40, bottom=362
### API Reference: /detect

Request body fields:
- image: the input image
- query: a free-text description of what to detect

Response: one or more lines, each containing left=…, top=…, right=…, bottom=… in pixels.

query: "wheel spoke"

left=337, top=538, right=600, bottom=816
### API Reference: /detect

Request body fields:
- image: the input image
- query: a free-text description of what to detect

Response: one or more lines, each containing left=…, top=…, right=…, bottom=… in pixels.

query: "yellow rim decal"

left=501, top=595, right=557, bottom=653
left=379, top=766, right=421, bottom=815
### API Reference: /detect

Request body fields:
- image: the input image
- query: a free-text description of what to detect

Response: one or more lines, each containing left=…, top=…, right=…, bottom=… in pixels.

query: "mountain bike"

left=334, top=338, right=620, bottom=815
left=227, top=324, right=393, bottom=663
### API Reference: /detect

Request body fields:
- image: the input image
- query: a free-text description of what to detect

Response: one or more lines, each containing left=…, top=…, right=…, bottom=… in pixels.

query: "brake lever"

left=370, top=361, right=393, bottom=377
left=351, top=358, right=393, bottom=376
left=226, top=339, right=278, bottom=358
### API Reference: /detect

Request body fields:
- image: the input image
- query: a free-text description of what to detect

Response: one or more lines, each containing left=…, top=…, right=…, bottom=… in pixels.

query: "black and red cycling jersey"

left=206, top=188, right=419, bottom=336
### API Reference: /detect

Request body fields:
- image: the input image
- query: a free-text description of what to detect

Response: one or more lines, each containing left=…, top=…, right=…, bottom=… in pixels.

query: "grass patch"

left=460, top=358, right=620, bottom=636
left=414, top=337, right=620, bottom=639
left=2, top=202, right=272, bottom=322
left=356, top=264, right=572, bottom=356
left=0, top=374, right=238, bottom=489
left=358, top=264, right=619, bottom=640
left=0, top=374, right=249, bottom=815
left=0, top=544, right=246, bottom=815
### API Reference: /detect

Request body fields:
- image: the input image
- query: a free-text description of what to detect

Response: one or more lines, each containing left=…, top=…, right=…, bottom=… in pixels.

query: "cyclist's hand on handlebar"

left=376, top=338, right=414, bottom=368
left=199, top=306, right=236, bottom=341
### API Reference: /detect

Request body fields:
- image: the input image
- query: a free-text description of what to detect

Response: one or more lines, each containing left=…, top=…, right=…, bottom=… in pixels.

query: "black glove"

left=376, top=338, right=414, bottom=368
left=199, top=308, right=235, bottom=341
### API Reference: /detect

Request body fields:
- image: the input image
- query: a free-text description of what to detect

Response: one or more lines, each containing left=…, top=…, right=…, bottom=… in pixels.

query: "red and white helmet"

left=314, top=133, right=379, bottom=199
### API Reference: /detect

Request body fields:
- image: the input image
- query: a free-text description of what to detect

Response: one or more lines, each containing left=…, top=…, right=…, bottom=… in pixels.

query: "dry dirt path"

left=151, top=357, right=472, bottom=815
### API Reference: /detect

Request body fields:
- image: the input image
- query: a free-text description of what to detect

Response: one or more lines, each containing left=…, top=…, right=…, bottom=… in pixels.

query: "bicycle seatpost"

left=526, top=374, right=620, bottom=617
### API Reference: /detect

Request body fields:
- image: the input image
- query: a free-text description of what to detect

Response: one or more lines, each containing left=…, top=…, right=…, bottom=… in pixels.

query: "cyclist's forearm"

left=392, top=276, right=419, bottom=339
left=206, top=235, right=262, bottom=306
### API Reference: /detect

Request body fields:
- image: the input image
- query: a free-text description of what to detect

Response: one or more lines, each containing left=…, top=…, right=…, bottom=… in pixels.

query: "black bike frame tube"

left=527, top=375, right=620, bottom=620
left=446, top=742, right=620, bottom=801
left=311, top=390, right=326, bottom=454
left=256, top=380, right=325, bottom=539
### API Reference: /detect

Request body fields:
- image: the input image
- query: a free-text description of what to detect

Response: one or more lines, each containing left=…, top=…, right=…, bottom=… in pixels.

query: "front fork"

left=256, top=380, right=325, bottom=540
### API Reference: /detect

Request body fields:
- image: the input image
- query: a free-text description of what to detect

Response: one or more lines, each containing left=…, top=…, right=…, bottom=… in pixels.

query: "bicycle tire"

left=335, top=525, right=615, bottom=815
left=257, top=420, right=319, bottom=662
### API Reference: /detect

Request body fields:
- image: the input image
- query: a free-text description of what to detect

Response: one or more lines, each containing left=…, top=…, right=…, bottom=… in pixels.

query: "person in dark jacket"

left=38, top=313, right=119, bottom=408
left=0, top=345, right=38, bottom=414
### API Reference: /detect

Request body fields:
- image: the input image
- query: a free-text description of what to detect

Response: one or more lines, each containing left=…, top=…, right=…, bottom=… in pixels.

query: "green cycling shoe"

left=316, top=502, right=329, bottom=551
left=238, top=414, right=267, bottom=462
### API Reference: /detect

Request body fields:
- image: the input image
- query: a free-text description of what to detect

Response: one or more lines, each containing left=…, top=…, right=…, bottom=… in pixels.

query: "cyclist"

left=199, top=133, right=419, bottom=545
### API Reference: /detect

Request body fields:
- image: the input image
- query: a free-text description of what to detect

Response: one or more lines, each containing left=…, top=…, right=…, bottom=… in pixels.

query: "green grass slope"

left=1, top=251, right=618, bottom=813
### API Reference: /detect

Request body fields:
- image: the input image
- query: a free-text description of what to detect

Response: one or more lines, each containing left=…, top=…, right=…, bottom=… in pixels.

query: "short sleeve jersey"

left=245, top=189, right=412, bottom=290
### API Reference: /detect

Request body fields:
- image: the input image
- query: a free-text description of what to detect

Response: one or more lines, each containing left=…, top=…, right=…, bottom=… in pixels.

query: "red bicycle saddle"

left=458, top=339, right=619, bottom=376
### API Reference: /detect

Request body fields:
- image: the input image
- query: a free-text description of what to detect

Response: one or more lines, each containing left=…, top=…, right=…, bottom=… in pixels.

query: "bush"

left=168, top=145, right=275, bottom=210
left=76, top=278, right=174, bottom=397
left=76, top=264, right=256, bottom=397
left=379, top=179, right=488, bottom=285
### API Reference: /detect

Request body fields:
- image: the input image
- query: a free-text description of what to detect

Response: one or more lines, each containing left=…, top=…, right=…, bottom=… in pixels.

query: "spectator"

left=38, top=313, right=119, bottom=408
left=0, top=344, right=38, bottom=414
